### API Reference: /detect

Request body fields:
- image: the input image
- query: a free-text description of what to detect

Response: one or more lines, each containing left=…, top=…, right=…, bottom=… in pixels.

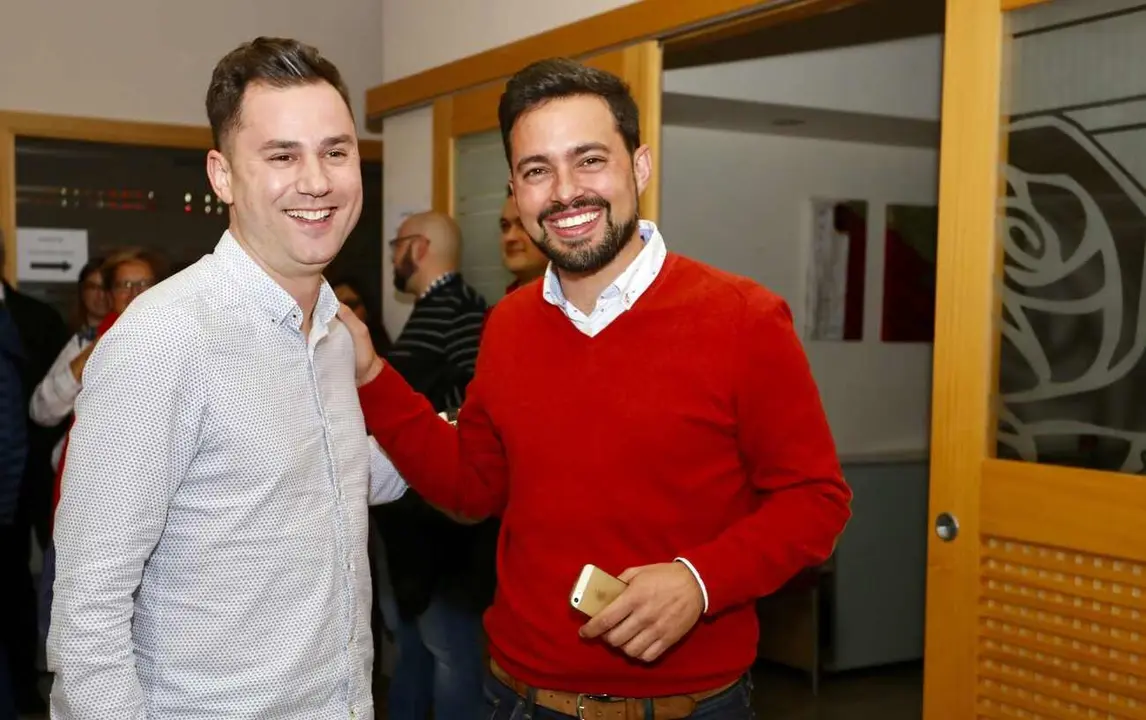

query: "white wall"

left=663, top=35, right=943, bottom=121
left=380, top=0, right=640, bottom=82
left=0, top=0, right=384, bottom=137
left=660, top=125, right=938, bottom=456
left=380, top=107, right=433, bottom=333
left=379, top=0, right=640, bottom=337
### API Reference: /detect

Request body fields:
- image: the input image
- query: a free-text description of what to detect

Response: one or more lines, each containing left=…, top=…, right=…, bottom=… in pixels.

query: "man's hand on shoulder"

left=336, top=303, right=384, bottom=386
left=579, top=562, right=704, bottom=663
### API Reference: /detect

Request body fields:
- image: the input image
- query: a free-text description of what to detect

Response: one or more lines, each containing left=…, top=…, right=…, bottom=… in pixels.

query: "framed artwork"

left=805, top=198, right=868, bottom=341
left=882, top=204, right=938, bottom=343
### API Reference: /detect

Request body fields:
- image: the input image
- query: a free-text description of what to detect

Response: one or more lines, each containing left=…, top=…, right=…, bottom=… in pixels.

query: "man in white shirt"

left=47, top=37, right=406, bottom=720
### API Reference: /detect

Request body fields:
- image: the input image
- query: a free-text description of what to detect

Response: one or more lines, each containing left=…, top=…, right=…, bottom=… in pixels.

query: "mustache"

left=537, top=196, right=609, bottom=224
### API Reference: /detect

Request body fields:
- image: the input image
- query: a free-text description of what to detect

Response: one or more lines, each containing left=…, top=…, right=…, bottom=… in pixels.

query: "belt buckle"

left=576, top=693, right=619, bottom=719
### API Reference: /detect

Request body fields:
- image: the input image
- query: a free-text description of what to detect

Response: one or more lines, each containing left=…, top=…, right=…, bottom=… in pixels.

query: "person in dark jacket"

left=0, top=230, right=69, bottom=715
left=331, top=277, right=391, bottom=355
left=373, top=210, right=495, bottom=720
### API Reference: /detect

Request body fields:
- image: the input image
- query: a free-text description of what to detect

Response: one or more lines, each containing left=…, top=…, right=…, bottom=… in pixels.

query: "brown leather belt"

left=489, top=658, right=736, bottom=720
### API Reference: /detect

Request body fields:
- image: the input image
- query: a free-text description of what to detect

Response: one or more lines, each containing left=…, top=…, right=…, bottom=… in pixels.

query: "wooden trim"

left=922, top=0, right=1004, bottom=718
left=0, top=111, right=384, bottom=160
left=366, top=0, right=861, bottom=120
left=624, top=42, right=663, bottom=223
left=432, top=96, right=456, bottom=216
left=1000, top=0, right=1052, bottom=10
left=360, top=139, right=383, bottom=163
left=980, top=459, right=1146, bottom=561
left=0, top=129, right=14, bottom=285
left=0, top=111, right=382, bottom=284
left=0, top=111, right=213, bottom=149
left=449, top=49, right=632, bottom=137
left=452, top=84, right=505, bottom=137
left=662, top=0, right=862, bottom=55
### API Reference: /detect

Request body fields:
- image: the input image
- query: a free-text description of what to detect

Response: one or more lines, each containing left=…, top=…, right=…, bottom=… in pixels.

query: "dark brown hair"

left=206, top=37, right=352, bottom=150
left=74, top=256, right=104, bottom=330
left=497, top=58, right=641, bottom=167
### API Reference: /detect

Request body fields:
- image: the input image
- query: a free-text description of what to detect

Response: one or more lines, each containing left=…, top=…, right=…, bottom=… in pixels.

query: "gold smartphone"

left=569, top=564, right=628, bottom=617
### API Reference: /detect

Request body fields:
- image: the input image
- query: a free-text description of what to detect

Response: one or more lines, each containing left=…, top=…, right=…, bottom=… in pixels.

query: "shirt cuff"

left=674, top=557, right=709, bottom=614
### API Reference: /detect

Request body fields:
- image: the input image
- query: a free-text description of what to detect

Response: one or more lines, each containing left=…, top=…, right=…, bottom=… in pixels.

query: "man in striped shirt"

left=387, top=211, right=488, bottom=409
left=374, top=210, right=492, bottom=719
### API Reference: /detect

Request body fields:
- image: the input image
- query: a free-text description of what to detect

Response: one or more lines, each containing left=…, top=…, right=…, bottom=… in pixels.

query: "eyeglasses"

left=387, top=234, right=425, bottom=250
left=111, top=279, right=155, bottom=293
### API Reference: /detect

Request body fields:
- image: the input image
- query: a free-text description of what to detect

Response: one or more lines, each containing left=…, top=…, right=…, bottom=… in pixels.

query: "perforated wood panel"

left=979, top=537, right=1145, bottom=719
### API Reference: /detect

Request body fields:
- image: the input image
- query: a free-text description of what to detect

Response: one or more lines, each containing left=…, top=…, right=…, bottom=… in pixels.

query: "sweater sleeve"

left=679, top=290, right=852, bottom=616
left=357, top=361, right=508, bottom=521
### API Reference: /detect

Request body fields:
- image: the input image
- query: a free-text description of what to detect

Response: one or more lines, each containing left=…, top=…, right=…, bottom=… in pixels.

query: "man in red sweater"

left=343, top=58, right=851, bottom=718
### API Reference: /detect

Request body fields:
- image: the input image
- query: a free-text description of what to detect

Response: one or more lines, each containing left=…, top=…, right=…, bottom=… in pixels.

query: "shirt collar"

left=419, top=271, right=458, bottom=300
left=542, top=219, right=668, bottom=311
left=214, top=231, right=339, bottom=332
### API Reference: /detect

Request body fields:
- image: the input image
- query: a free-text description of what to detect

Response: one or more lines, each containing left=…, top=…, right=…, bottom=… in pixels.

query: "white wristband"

left=674, top=557, right=710, bottom=614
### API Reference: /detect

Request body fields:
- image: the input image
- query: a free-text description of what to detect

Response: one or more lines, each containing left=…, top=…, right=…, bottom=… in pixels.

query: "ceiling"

left=664, top=0, right=946, bottom=70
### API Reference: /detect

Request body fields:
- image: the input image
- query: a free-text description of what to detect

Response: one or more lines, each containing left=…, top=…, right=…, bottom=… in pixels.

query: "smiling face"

left=508, top=94, right=650, bottom=276
left=499, top=194, right=548, bottom=280
left=79, top=267, right=109, bottom=321
left=206, top=81, right=362, bottom=284
left=109, top=259, right=157, bottom=314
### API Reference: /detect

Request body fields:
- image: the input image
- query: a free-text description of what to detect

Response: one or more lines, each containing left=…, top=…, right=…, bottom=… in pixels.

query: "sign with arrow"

left=16, top=227, right=89, bottom=283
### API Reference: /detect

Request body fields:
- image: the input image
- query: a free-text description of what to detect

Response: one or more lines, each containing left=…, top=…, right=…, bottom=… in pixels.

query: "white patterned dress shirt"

left=48, top=231, right=407, bottom=720
left=29, top=330, right=92, bottom=470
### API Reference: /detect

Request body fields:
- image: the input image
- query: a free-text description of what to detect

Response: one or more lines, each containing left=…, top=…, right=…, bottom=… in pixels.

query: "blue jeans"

left=378, top=589, right=485, bottom=719
left=482, top=671, right=756, bottom=720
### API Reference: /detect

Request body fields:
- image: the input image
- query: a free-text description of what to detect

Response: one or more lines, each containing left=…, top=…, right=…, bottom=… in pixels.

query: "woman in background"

left=33, top=247, right=163, bottom=649
left=30, top=257, right=108, bottom=467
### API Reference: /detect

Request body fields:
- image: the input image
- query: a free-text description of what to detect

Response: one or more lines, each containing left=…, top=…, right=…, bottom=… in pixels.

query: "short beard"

left=532, top=196, right=640, bottom=275
left=393, top=254, right=416, bottom=293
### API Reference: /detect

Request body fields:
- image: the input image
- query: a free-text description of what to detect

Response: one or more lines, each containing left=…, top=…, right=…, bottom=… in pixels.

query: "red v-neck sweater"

left=359, top=253, right=851, bottom=696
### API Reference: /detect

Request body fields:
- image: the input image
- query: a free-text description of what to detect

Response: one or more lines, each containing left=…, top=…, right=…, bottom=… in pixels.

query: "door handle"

left=935, top=512, right=959, bottom=542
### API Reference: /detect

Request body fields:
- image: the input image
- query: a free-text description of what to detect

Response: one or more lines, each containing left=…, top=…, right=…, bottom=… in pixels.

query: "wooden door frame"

left=430, top=42, right=662, bottom=223
left=924, top=1, right=1005, bottom=715
left=0, top=111, right=382, bottom=285
left=365, top=0, right=864, bottom=128
left=922, top=1, right=1133, bottom=718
